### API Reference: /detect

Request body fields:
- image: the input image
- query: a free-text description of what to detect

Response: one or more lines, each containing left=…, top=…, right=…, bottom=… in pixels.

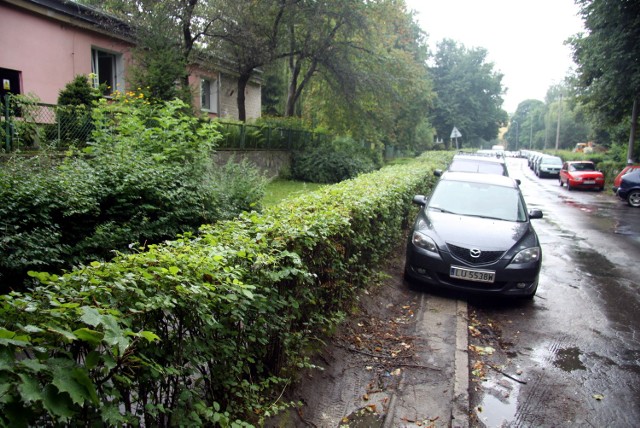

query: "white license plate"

left=450, top=266, right=495, bottom=283
left=584, top=180, right=595, bottom=184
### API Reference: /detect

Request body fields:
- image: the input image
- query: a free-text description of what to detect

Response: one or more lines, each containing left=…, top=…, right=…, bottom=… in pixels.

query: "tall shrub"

left=291, top=136, right=378, bottom=183
left=56, top=75, right=101, bottom=148
left=1, top=94, right=226, bottom=290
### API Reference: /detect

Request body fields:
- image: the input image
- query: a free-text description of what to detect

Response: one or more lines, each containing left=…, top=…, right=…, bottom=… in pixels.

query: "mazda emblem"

left=469, top=248, right=481, bottom=258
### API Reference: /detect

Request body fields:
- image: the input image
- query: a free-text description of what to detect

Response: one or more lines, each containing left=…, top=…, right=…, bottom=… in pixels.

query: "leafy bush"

left=0, top=152, right=452, bottom=426
left=211, top=156, right=268, bottom=220
left=291, top=136, right=379, bottom=183
left=1, top=94, right=272, bottom=291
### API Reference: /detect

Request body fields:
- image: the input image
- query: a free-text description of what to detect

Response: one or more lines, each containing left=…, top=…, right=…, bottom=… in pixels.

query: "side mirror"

left=529, top=209, right=543, bottom=219
left=515, top=179, right=521, bottom=185
left=412, top=195, right=428, bottom=206
left=434, top=169, right=443, bottom=177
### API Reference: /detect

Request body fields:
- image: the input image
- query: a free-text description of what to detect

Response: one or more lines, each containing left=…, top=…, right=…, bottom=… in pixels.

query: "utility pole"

left=628, top=97, right=638, bottom=164
left=555, top=94, right=562, bottom=150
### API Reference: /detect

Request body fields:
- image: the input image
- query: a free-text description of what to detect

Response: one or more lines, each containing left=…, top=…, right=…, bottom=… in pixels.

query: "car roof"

left=438, top=171, right=519, bottom=189
left=453, top=153, right=505, bottom=163
left=567, top=160, right=594, bottom=164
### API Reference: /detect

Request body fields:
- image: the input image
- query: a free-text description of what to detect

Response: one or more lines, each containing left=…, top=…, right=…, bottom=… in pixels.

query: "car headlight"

left=574, top=176, right=583, bottom=181
left=511, top=247, right=541, bottom=264
left=412, top=232, right=438, bottom=253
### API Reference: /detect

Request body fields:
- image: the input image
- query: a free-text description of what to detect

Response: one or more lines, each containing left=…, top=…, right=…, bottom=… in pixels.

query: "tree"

left=569, top=0, right=640, bottom=162
left=429, top=40, right=507, bottom=149
left=280, top=0, right=368, bottom=117
left=294, top=0, right=434, bottom=154
left=207, top=0, right=291, bottom=121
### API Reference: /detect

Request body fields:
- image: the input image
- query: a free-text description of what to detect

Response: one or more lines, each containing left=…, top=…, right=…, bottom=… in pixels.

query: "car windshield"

left=428, top=180, right=526, bottom=222
left=448, top=160, right=506, bottom=175
left=541, top=157, right=562, bottom=165
left=570, top=162, right=595, bottom=171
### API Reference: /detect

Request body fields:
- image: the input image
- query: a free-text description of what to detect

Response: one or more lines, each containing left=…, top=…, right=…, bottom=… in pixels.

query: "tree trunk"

left=285, top=62, right=301, bottom=117
left=237, top=73, right=250, bottom=122
left=628, top=97, right=638, bottom=164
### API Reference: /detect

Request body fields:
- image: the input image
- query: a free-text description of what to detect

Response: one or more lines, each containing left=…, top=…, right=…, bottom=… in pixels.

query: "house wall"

left=1, top=1, right=261, bottom=121
left=219, top=74, right=262, bottom=121
left=0, top=2, right=133, bottom=104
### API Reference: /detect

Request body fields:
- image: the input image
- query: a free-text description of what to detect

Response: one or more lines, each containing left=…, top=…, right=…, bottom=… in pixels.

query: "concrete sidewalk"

left=383, top=294, right=469, bottom=428
left=266, top=285, right=470, bottom=428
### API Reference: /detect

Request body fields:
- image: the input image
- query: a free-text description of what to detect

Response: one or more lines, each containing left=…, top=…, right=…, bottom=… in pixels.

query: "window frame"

left=200, top=77, right=218, bottom=114
left=91, top=47, right=123, bottom=96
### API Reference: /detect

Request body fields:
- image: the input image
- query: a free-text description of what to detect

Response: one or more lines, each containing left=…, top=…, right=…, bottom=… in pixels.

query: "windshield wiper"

left=429, top=206, right=457, bottom=214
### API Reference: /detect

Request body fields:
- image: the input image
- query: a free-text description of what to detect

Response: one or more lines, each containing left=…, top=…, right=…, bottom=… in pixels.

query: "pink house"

left=0, top=0, right=262, bottom=120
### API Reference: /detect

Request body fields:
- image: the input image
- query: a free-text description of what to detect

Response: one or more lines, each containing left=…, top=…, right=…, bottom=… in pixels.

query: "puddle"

left=531, top=343, right=587, bottom=373
left=475, top=378, right=520, bottom=427
left=554, top=346, right=586, bottom=372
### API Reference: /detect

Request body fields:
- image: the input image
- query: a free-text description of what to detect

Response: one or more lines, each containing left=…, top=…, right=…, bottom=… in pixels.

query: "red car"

left=559, top=161, right=605, bottom=191
left=612, top=164, right=640, bottom=193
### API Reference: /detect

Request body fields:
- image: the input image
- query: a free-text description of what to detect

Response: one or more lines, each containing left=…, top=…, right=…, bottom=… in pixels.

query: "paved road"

left=468, top=158, right=640, bottom=427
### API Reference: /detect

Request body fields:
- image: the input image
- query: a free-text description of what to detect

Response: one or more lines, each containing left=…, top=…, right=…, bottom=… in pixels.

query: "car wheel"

left=627, top=190, right=640, bottom=207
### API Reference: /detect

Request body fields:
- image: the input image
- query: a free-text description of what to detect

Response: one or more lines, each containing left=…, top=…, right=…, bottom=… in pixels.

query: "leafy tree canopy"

left=569, top=0, right=640, bottom=124
left=429, top=39, right=507, bottom=148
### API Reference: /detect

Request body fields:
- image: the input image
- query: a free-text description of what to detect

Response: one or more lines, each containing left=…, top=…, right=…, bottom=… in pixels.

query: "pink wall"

left=0, top=3, right=133, bottom=104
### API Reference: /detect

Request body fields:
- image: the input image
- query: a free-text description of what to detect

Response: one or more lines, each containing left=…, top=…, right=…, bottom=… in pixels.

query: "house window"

left=201, top=78, right=218, bottom=113
left=0, top=67, right=22, bottom=98
left=91, top=48, right=122, bottom=95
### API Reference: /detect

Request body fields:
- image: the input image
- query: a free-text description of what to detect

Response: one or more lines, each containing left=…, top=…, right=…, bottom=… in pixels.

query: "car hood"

left=419, top=210, right=534, bottom=252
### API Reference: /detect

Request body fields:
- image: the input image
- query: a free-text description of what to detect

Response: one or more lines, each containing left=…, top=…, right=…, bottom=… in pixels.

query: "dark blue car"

left=616, top=169, right=640, bottom=207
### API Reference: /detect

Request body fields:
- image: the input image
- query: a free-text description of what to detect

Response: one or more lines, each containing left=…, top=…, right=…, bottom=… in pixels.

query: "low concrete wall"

left=213, top=150, right=291, bottom=178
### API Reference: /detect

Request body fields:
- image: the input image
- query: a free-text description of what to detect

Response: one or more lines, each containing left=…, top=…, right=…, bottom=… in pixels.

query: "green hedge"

left=0, top=151, right=451, bottom=427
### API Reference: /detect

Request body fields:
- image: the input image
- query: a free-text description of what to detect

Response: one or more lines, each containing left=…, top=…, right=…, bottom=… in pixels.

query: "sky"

left=404, top=0, right=585, bottom=114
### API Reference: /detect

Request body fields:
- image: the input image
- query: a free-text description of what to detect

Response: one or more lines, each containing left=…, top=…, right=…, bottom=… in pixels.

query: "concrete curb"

left=383, top=295, right=470, bottom=427
left=452, top=299, right=470, bottom=428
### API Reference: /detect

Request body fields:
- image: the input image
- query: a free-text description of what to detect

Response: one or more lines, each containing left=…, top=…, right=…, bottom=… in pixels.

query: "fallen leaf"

left=468, top=325, right=482, bottom=337
left=363, top=394, right=369, bottom=401
left=593, top=394, right=604, bottom=401
left=469, top=345, right=495, bottom=356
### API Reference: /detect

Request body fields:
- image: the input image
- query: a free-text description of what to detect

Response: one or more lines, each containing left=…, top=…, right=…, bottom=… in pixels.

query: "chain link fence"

left=1, top=95, right=93, bottom=152
left=1, top=94, right=331, bottom=153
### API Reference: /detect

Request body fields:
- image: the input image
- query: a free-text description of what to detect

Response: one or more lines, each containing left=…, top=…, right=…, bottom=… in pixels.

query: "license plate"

left=450, top=266, right=495, bottom=283
left=584, top=180, right=595, bottom=184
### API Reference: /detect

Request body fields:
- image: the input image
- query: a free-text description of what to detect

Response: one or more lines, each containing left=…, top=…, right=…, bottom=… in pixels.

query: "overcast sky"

left=404, top=0, right=585, bottom=114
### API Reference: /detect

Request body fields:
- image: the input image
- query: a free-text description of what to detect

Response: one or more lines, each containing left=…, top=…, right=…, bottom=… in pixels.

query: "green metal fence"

left=1, top=94, right=331, bottom=153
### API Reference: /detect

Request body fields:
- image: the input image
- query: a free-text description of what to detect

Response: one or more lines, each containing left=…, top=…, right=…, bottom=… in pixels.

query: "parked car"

left=535, top=155, right=563, bottom=178
left=528, top=152, right=542, bottom=170
left=612, top=164, right=640, bottom=193
left=434, top=153, right=519, bottom=183
left=559, top=161, right=605, bottom=191
left=616, top=170, right=640, bottom=207
left=404, top=172, right=543, bottom=299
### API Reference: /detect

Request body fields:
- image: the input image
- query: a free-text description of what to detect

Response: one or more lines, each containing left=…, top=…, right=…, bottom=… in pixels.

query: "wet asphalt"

left=468, top=157, right=640, bottom=427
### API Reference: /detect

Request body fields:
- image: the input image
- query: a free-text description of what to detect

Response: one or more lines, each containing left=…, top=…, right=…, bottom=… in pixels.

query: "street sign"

left=450, top=127, right=462, bottom=139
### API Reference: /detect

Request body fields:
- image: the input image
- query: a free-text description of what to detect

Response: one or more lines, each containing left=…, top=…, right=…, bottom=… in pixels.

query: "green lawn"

left=262, top=178, right=326, bottom=207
